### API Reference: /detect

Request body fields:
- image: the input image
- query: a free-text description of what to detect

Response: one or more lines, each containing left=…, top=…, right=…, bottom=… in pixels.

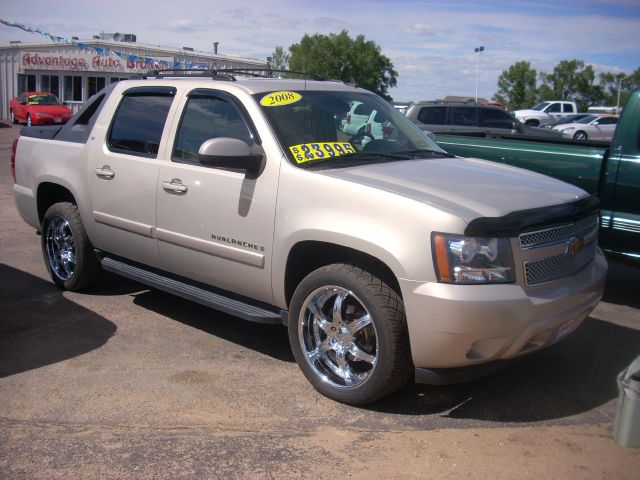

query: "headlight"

left=432, top=233, right=515, bottom=284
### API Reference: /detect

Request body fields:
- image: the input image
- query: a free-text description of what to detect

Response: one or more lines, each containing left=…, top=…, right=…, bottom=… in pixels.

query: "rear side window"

left=449, top=107, right=477, bottom=126
left=108, top=89, right=175, bottom=158
left=478, top=108, right=514, bottom=129
left=417, top=106, right=446, bottom=125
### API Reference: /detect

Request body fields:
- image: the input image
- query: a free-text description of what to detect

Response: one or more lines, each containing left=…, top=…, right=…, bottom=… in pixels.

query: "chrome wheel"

left=26, top=114, right=32, bottom=127
left=298, top=286, right=378, bottom=388
left=10, top=110, right=17, bottom=124
left=44, top=215, right=76, bottom=281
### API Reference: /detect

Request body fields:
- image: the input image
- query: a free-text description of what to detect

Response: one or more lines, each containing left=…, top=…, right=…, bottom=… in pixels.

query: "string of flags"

left=0, top=18, right=211, bottom=70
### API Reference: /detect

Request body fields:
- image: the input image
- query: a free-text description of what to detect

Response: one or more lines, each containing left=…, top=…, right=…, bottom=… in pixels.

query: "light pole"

left=474, top=46, right=485, bottom=102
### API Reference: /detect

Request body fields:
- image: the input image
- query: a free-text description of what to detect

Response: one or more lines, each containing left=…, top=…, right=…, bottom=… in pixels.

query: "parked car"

left=10, top=92, right=74, bottom=126
left=12, top=72, right=606, bottom=405
left=543, top=113, right=593, bottom=129
left=405, top=101, right=563, bottom=138
left=552, top=114, right=618, bottom=141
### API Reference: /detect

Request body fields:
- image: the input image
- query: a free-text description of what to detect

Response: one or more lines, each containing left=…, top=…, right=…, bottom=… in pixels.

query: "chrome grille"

left=519, top=214, right=598, bottom=249
left=524, top=241, right=597, bottom=286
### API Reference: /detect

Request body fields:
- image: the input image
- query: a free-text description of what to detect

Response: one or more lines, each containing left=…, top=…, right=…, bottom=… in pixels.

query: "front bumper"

left=400, top=249, right=607, bottom=371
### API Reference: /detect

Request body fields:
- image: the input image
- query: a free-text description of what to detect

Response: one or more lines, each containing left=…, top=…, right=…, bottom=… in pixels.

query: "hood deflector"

left=464, top=196, right=600, bottom=237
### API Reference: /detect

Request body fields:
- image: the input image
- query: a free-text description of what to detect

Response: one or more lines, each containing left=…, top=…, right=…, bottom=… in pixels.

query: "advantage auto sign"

left=21, top=52, right=174, bottom=73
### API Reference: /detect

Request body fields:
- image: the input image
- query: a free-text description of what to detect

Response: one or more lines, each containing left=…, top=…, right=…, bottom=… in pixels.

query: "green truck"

left=435, top=89, right=640, bottom=263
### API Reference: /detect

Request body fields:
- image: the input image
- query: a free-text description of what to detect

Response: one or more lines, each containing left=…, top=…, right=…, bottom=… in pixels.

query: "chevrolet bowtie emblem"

left=565, top=236, right=585, bottom=255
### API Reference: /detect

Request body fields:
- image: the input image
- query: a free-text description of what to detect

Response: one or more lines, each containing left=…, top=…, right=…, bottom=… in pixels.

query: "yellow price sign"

left=260, top=91, right=302, bottom=107
left=289, top=142, right=356, bottom=164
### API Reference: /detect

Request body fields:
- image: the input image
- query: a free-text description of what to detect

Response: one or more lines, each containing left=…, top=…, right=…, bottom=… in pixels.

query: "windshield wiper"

left=393, top=149, right=456, bottom=158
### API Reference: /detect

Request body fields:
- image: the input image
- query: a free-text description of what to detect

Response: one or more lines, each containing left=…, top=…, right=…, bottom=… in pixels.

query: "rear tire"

left=42, top=202, right=102, bottom=291
left=26, top=114, right=32, bottom=127
left=288, top=263, right=412, bottom=405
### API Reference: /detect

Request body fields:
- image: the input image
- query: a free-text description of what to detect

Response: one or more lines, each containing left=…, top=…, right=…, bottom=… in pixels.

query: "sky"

left=1, top=0, right=639, bottom=101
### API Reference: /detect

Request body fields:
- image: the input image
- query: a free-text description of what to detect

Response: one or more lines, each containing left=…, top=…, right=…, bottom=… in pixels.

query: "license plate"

left=54, top=118, right=62, bottom=123
left=555, top=316, right=581, bottom=341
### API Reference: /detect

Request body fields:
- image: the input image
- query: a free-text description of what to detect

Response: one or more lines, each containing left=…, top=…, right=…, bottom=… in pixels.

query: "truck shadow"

left=370, top=317, right=640, bottom=422
left=0, top=263, right=117, bottom=377
left=130, top=287, right=294, bottom=363
left=602, top=257, right=640, bottom=309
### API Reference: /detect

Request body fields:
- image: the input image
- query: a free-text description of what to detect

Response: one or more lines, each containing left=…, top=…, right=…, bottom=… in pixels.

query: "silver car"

left=553, top=114, right=618, bottom=141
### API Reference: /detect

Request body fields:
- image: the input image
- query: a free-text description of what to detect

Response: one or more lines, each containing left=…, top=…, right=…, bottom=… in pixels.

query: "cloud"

left=403, top=24, right=438, bottom=36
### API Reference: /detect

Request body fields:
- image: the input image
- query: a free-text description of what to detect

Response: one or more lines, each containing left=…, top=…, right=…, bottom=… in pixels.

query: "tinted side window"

left=449, top=107, right=477, bottom=126
left=564, top=103, right=575, bottom=113
left=417, top=106, right=446, bottom=124
left=353, top=103, right=374, bottom=116
left=547, top=103, right=561, bottom=113
left=173, top=96, right=253, bottom=163
left=108, top=94, right=173, bottom=157
left=478, top=109, right=514, bottom=129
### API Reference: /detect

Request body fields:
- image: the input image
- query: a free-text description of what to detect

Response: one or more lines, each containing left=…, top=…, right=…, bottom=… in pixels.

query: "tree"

left=269, top=46, right=290, bottom=72
left=538, top=60, right=601, bottom=111
left=287, top=30, right=398, bottom=100
left=493, top=61, right=538, bottom=110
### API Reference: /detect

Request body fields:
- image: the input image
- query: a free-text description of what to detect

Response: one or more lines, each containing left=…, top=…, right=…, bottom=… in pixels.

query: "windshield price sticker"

left=290, top=142, right=355, bottom=163
left=260, top=91, right=302, bottom=107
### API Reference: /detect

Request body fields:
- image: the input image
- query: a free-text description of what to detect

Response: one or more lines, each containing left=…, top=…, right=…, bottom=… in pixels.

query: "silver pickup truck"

left=11, top=71, right=607, bottom=404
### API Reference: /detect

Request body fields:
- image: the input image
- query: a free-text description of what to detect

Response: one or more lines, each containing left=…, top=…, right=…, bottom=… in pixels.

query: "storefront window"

left=110, top=77, right=128, bottom=83
left=88, top=77, right=106, bottom=97
left=64, top=75, right=83, bottom=102
left=18, top=74, right=36, bottom=93
left=41, top=75, right=60, bottom=98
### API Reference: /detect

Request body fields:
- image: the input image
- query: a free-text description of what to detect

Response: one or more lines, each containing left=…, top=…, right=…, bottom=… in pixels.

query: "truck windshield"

left=253, top=90, right=446, bottom=168
left=531, top=102, right=551, bottom=111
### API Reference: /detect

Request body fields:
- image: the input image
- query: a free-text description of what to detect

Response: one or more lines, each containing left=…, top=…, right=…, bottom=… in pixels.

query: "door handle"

left=95, top=165, right=115, bottom=179
left=162, top=178, right=188, bottom=194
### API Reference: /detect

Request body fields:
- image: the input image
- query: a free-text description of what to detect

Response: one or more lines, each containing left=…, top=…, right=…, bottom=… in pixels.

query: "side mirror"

left=198, top=137, right=263, bottom=173
left=511, top=121, right=521, bottom=133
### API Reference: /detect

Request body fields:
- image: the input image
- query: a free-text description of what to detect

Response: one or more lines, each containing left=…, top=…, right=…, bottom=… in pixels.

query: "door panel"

left=156, top=90, right=277, bottom=303
left=90, top=88, right=176, bottom=268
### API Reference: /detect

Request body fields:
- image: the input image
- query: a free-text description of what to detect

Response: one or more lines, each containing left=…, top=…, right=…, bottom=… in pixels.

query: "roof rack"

left=149, top=68, right=326, bottom=82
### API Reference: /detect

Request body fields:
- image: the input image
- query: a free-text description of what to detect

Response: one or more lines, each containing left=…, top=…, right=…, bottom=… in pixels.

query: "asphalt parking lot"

left=0, top=122, right=639, bottom=479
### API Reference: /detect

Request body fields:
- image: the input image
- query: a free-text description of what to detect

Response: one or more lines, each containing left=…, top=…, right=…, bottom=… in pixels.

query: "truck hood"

left=319, top=156, right=587, bottom=224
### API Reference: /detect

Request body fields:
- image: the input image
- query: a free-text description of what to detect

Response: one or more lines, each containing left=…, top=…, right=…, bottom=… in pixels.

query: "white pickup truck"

left=11, top=71, right=607, bottom=404
left=513, top=100, right=579, bottom=127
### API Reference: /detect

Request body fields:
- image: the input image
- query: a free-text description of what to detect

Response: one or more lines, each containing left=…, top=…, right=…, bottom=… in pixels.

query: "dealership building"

left=0, top=34, right=267, bottom=121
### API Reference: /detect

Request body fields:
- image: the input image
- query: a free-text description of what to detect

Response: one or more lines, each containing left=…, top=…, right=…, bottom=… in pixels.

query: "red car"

left=10, top=92, right=74, bottom=126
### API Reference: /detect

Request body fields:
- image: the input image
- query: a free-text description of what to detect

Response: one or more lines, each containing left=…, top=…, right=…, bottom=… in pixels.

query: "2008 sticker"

left=289, top=142, right=356, bottom=163
left=260, top=91, right=302, bottom=107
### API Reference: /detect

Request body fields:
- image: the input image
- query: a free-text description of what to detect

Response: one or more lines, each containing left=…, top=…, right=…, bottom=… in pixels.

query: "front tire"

left=288, top=263, right=412, bottom=405
left=10, top=109, right=17, bottom=124
left=525, top=119, right=539, bottom=127
left=573, top=131, right=587, bottom=140
left=42, top=202, right=101, bottom=291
